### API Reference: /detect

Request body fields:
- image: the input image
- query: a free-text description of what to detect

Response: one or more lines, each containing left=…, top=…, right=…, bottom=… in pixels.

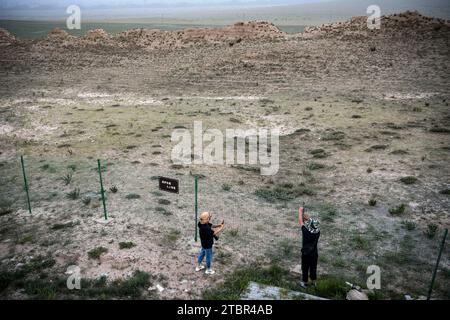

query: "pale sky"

left=0, top=0, right=330, bottom=9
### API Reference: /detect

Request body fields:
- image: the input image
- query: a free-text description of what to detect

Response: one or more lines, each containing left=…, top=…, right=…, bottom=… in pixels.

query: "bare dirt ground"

left=0, top=11, right=449, bottom=299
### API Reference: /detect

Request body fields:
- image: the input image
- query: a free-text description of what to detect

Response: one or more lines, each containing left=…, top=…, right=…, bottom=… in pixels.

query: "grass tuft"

left=88, top=247, right=108, bottom=259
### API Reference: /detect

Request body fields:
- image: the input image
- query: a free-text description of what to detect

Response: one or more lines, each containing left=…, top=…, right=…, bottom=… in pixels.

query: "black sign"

left=159, top=177, right=179, bottom=194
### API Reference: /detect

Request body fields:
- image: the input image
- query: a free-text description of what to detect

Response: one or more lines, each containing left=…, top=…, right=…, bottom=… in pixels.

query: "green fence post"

left=97, top=159, right=107, bottom=220
left=194, top=176, right=198, bottom=242
left=20, top=156, right=32, bottom=214
left=427, top=228, right=448, bottom=300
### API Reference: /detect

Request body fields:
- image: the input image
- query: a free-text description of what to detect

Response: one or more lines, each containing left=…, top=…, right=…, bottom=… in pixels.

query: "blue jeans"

left=198, top=247, right=213, bottom=269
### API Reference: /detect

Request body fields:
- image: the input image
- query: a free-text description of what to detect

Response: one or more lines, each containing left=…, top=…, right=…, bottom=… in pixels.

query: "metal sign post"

left=427, top=228, right=448, bottom=300
left=20, top=156, right=32, bottom=214
left=97, top=159, right=107, bottom=220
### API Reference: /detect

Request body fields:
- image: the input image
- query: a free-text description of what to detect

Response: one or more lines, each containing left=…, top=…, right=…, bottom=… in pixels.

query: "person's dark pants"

left=301, top=254, right=318, bottom=283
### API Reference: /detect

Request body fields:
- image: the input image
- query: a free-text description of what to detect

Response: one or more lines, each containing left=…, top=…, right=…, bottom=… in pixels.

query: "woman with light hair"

left=195, top=211, right=225, bottom=275
left=298, top=206, right=320, bottom=288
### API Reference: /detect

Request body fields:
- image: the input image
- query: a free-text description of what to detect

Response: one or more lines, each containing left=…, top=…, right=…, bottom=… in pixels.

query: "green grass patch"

left=88, top=246, right=108, bottom=259
left=155, top=207, right=172, bottom=216
left=0, top=256, right=56, bottom=293
left=267, top=239, right=298, bottom=263
left=119, top=241, right=136, bottom=249
left=402, top=220, right=416, bottom=231
left=318, top=204, right=338, bottom=222
left=306, top=275, right=348, bottom=299
left=255, top=183, right=315, bottom=202
left=125, top=193, right=141, bottom=200
left=18, top=235, right=33, bottom=244
left=203, top=263, right=296, bottom=300
left=0, top=199, right=13, bottom=216
left=22, top=270, right=152, bottom=299
left=307, top=162, right=326, bottom=170
left=81, top=270, right=151, bottom=299
left=400, top=176, right=418, bottom=185
left=162, top=229, right=180, bottom=248
left=350, top=234, right=372, bottom=251
left=425, top=224, right=438, bottom=239
left=389, top=204, right=406, bottom=215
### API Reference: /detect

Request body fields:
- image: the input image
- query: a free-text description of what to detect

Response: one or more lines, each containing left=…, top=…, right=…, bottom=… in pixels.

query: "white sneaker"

left=300, top=281, right=308, bottom=288
left=205, top=269, right=215, bottom=275
left=195, top=265, right=205, bottom=272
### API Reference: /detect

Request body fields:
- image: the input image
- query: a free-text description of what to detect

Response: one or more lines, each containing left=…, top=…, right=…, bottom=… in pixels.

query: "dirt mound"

left=84, top=28, right=110, bottom=42
left=303, top=11, right=450, bottom=40
left=115, top=21, right=285, bottom=50
left=47, top=28, right=71, bottom=40
left=28, top=21, right=284, bottom=51
left=0, top=28, right=16, bottom=46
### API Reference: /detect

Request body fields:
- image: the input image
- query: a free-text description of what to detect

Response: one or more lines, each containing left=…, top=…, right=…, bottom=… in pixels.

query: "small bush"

left=365, top=145, right=388, bottom=152
left=228, top=228, right=239, bottom=238
left=390, top=149, right=409, bottom=155
left=322, top=131, right=345, bottom=141
left=351, top=234, right=371, bottom=251
left=60, top=172, right=73, bottom=186
left=222, top=184, right=231, bottom=191
left=425, top=224, right=438, bottom=239
left=368, top=199, right=377, bottom=206
left=119, top=242, right=136, bottom=249
left=66, top=188, right=80, bottom=200
left=255, top=183, right=314, bottom=203
left=308, top=275, right=348, bottom=299
left=319, top=204, right=337, bottom=222
left=110, top=185, right=118, bottom=193
left=155, top=207, right=172, bottom=216
left=439, top=189, right=450, bottom=195
left=368, top=290, right=386, bottom=300
left=389, top=204, right=406, bottom=215
left=429, top=127, right=450, bottom=133
left=88, top=247, right=108, bottom=259
left=307, top=162, right=326, bottom=170
left=163, top=229, right=181, bottom=247
left=402, top=220, right=416, bottom=231
left=400, top=176, right=418, bottom=185
left=0, top=199, right=13, bottom=216
left=158, top=199, right=171, bottom=205
left=18, top=235, right=33, bottom=244
left=125, top=193, right=141, bottom=200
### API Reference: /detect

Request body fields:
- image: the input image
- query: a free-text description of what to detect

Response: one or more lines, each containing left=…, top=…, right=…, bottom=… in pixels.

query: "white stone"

left=346, top=289, right=369, bottom=300
left=156, top=284, right=165, bottom=292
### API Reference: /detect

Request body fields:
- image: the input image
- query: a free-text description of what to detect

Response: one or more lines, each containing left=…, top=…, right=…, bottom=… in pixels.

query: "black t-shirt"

left=198, top=222, right=215, bottom=249
left=301, top=225, right=320, bottom=256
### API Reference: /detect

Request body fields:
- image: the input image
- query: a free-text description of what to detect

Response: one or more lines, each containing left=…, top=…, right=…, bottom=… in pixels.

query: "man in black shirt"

left=298, top=206, right=320, bottom=288
left=196, top=212, right=225, bottom=275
